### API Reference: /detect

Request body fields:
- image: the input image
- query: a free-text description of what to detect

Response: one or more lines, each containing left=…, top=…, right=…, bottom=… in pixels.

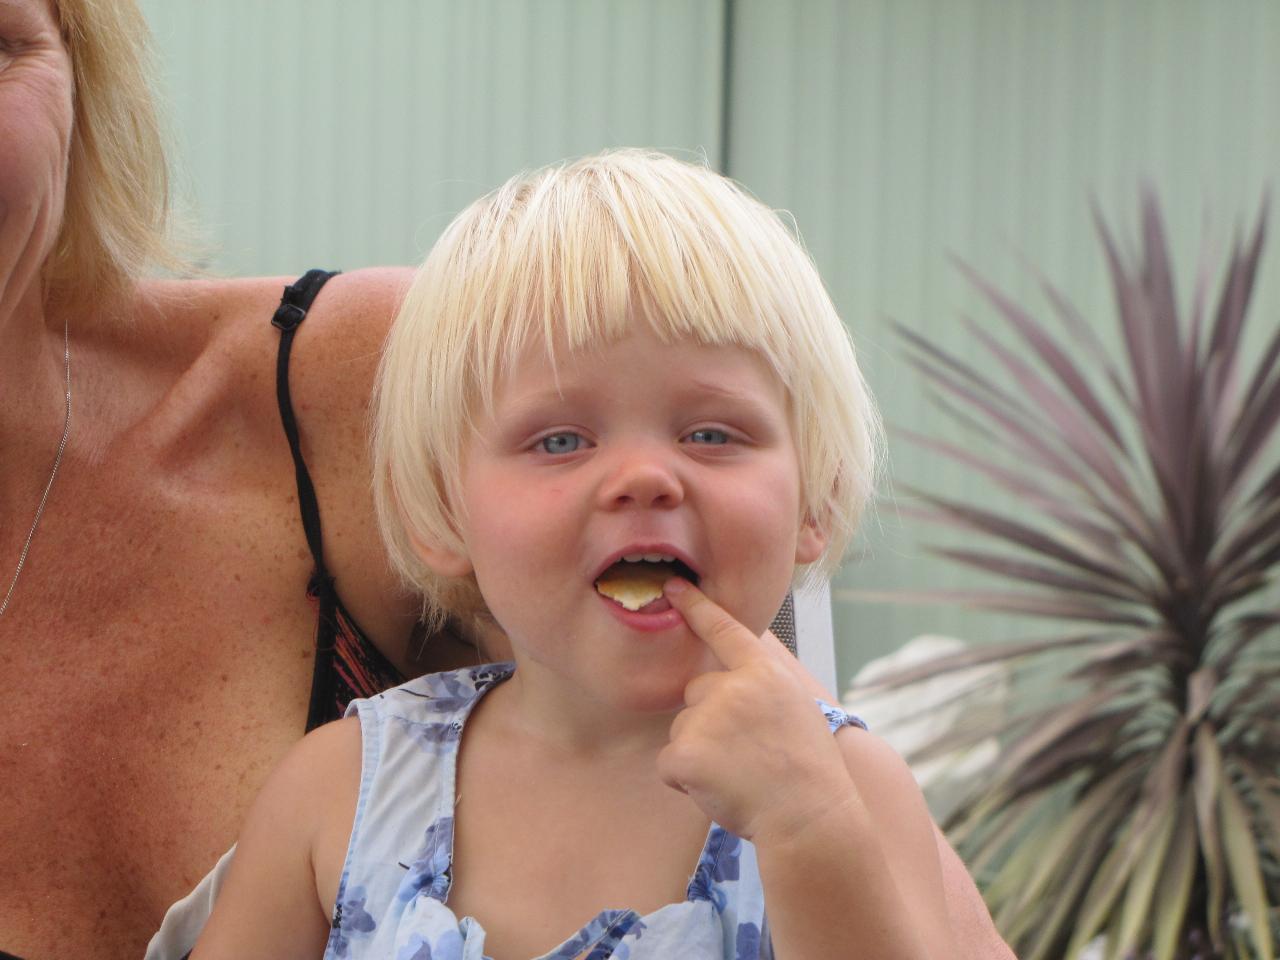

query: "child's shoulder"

left=353, top=662, right=517, bottom=722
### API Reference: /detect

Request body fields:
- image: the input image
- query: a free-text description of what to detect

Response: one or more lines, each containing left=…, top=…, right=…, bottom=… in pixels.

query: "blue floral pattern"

left=395, top=816, right=455, bottom=904
left=735, top=921, right=762, bottom=960
left=395, top=927, right=464, bottom=960
left=327, top=883, right=377, bottom=957
left=323, top=666, right=863, bottom=959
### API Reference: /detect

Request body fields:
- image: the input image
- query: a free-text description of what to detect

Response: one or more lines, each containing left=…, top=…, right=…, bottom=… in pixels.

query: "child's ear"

left=409, top=533, right=475, bottom=578
left=794, top=513, right=829, bottom=565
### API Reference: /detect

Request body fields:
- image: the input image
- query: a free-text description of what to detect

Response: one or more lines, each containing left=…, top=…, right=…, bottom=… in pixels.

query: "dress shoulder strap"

left=271, top=269, right=340, bottom=573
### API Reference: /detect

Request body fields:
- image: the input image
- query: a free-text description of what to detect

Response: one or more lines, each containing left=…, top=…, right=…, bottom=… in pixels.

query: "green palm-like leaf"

left=1221, top=775, right=1275, bottom=960
left=859, top=194, right=1280, bottom=958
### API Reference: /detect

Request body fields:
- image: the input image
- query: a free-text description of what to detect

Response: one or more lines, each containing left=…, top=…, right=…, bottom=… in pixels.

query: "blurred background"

left=139, top=0, right=1280, bottom=694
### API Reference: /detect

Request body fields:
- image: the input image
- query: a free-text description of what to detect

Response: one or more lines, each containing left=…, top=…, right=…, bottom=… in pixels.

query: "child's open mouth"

left=594, top=555, right=700, bottom=612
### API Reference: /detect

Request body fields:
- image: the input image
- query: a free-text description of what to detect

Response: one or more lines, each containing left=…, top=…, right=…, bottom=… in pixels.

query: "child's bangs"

left=471, top=158, right=804, bottom=408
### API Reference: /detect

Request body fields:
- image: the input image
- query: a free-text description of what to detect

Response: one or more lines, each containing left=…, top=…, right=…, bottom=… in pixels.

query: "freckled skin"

left=0, top=269, right=476, bottom=959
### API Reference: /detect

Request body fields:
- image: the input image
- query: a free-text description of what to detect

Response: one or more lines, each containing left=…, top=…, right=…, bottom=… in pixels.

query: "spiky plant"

left=854, top=195, right=1280, bottom=960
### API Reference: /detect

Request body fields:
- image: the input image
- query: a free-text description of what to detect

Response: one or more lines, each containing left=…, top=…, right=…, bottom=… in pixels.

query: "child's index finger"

left=663, top=577, right=765, bottom=670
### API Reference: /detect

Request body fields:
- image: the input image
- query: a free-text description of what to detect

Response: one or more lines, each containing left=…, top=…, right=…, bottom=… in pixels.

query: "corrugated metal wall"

left=726, top=0, right=1280, bottom=682
left=141, top=0, right=1280, bottom=691
left=145, top=0, right=724, bottom=270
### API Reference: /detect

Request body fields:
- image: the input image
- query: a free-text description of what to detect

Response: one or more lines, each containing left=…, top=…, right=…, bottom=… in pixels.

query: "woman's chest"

left=0, top=470, right=319, bottom=956
left=6, top=422, right=317, bottom=648
left=0, top=634, right=312, bottom=959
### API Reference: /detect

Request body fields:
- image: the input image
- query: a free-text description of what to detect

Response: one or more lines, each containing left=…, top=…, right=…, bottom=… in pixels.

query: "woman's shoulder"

left=126, top=269, right=410, bottom=417
left=132, top=268, right=423, bottom=664
left=262, top=269, right=422, bottom=665
left=137, top=267, right=413, bottom=366
left=161, top=267, right=413, bottom=435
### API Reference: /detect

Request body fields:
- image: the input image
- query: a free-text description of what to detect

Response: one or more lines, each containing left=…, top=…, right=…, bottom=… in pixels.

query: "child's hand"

left=658, top=578, right=854, bottom=846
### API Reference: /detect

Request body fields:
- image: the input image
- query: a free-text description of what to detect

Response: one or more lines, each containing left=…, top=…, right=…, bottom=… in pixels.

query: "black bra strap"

left=272, top=269, right=340, bottom=575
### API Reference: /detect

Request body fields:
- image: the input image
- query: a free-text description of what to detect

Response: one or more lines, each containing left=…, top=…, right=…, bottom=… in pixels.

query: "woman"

left=2, top=2, right=484, bottom=955
left=0, top=2, right=1010, bottom=957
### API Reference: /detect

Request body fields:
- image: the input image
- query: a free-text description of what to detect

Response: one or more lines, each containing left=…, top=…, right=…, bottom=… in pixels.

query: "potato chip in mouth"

left=594, top=559, right=695, bottom=611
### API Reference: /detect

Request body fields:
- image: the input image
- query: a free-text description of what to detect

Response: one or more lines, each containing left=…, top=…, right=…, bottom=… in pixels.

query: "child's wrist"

left=747, top=781, right=867, bottom=851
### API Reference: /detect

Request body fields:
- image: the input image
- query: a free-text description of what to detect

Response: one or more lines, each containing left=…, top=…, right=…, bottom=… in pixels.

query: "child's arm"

left=768, top=627, right=1013, bottom=960
left=661, top=579, right=950, bottom=960
left=189, top=717, right=363, bottom=960
left=751, top=730, right=950, bottom=959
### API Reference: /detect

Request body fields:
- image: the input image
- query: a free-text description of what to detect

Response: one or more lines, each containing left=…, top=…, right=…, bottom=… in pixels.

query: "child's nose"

left=597, top=445, right=685, bottom=511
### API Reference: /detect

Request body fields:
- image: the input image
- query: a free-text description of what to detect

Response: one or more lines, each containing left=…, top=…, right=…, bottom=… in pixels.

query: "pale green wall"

left=143, top=0, right=724, bottom=271
left=141, top=0, right=1280, bottom=694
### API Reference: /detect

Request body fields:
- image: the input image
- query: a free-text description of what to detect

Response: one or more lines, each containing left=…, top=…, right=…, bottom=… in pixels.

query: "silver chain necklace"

left=1, top=317, right=72, bottom=617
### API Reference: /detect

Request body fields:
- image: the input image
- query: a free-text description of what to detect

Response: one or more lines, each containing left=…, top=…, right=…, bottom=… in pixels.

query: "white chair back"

left=770, top=581, right=837, bottom=697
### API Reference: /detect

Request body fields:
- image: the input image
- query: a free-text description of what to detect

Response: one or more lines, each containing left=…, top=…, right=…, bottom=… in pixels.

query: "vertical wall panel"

left=141, top=0, right=724, bottom=274
left=729, top=0, right=1280, bottom=688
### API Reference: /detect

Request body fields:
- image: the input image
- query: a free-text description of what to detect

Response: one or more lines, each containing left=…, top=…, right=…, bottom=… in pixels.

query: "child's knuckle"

left=709, top=615, right=741, bottom=643
left=664, top=738, right=701, bottom=771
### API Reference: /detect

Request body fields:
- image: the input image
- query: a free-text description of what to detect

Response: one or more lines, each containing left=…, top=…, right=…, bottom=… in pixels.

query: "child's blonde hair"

left=373, top=149, right=880, bottom=628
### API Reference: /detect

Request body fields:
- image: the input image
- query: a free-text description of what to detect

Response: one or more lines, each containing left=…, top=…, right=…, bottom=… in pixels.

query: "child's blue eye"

left=687, top=428, right=730, bottom=445
left=538, top=432, right=584, bottom=455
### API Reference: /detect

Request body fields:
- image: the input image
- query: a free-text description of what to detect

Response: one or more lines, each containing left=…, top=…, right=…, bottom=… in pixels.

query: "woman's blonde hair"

left=44, top=0, right=180, bottom=304
left=374, top=149, right=880, bottom=627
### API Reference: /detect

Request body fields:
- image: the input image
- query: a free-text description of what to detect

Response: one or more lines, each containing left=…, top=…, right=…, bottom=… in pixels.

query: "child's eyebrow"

left=504, top=379, right=773, bottom=412
left=682, top=379, right=764, bottom=404
left=499, top=385, right=593, bottom=414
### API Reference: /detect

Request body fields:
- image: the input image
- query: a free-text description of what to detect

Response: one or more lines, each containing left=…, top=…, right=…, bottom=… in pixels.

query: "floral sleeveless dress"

left=326, top=665, right=864, bottom=960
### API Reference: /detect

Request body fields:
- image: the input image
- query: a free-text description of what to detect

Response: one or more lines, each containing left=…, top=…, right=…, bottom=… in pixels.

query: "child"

left=192, top=150, right=950, bottom=959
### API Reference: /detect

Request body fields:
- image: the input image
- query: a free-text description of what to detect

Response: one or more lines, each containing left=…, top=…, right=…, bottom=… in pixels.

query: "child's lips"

left=596, top=589, right=685, bottom=632
left=635, top=595, right=672, bottom=614
left=590, top=549, right=702, bottom=587
left=590, top=555, right=699, bottom=628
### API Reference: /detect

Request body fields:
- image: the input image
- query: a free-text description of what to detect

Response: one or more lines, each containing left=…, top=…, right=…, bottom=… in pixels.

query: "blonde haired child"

left=192, top=149, right=950, bottom=959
